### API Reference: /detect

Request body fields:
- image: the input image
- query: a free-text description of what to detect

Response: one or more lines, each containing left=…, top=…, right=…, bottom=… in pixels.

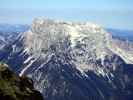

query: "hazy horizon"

left=0, top=0, right=133, bottom=30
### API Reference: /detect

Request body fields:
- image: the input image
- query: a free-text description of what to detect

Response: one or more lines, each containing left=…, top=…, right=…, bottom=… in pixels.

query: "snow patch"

left=19, top=58, right=36, bottom=76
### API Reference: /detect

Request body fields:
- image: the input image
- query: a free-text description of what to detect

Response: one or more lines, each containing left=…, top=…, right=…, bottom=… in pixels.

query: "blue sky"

left=0, top=0, right=133, bottom=29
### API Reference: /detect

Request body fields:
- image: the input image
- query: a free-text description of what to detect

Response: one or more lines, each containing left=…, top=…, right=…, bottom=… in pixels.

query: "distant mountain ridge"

left=0, top=24, right=29, bottom=49
left=106, top=28, right=133, bottom=41
left=0, top=24, right=29, bottom=33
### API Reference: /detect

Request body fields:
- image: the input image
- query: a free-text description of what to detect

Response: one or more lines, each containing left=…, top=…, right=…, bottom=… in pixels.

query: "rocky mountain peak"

left=23, top=18, right=111, bottom=59
left=19, top=18, right=116, bottom=75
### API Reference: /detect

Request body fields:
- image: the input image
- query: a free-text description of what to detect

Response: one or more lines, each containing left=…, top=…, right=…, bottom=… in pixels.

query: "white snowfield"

left=20, top=18, right=133, bottom=76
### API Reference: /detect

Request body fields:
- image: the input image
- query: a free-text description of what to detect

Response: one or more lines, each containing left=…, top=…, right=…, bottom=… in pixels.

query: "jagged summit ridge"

left=24, top=18, right=110, bottom=57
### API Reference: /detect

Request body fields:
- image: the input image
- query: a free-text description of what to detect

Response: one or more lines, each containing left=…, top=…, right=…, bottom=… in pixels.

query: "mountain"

left=106, top=28, right=133, bottom=41
left=0, top=24, right=29, bottom=33
left=0, top=24, right=29, bottom=49
left=0, top=63, right=43, bottom=100
left=0, top=18, right=133, bottom=100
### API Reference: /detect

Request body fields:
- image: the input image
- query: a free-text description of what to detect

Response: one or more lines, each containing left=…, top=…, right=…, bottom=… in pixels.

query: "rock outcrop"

left=0, top=63, right=43, bottom=100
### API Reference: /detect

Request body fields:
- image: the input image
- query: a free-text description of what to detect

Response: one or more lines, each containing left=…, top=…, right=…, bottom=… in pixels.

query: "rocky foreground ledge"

left=0, top=63, right=43, bottom=100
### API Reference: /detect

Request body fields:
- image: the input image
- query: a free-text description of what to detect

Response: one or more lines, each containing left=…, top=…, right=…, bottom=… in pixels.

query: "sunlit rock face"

left=23, top=18, right=114, bottom=72
left=0, top=18, right=133, bottom=100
